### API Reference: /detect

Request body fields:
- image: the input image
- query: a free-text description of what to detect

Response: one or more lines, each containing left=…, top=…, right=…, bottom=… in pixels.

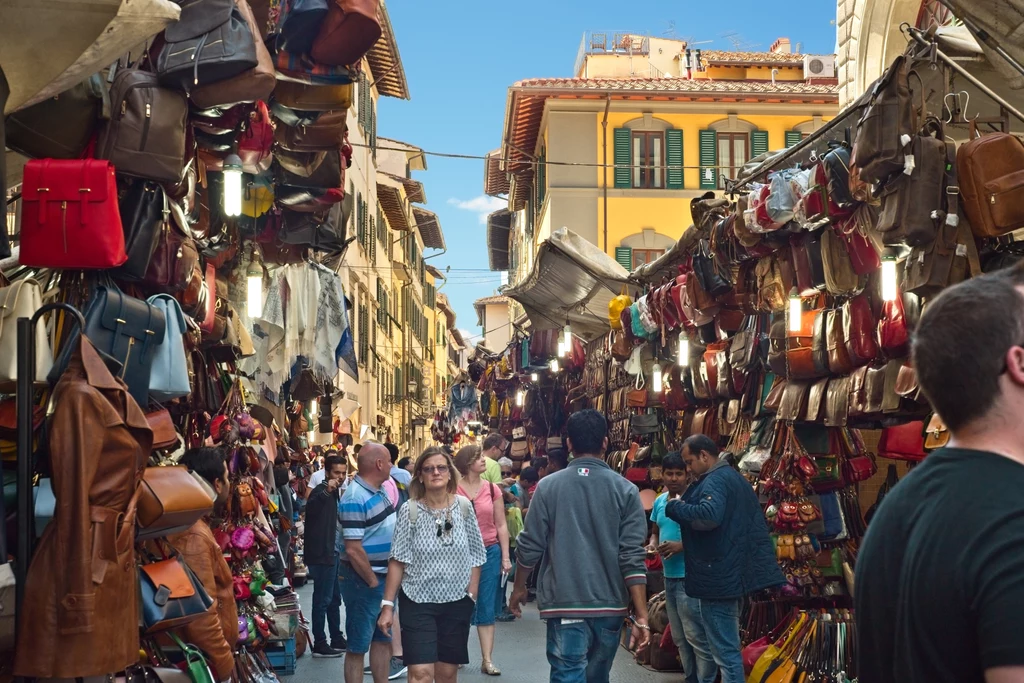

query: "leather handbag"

left=837, top=210, right=881, bottom=275
left=173, top=261, right=209, bottom=322
left=703, top=340, right=729, bottom=398
left=811, top=310, right=830, bottom=377
left=236, top=101, right=274, bottom=174
left=821, top=226, right=861, bottom=296
left=767, top=316, right=788, bottom=377
left=691, top=407, right=718, bottom=441
left=692, top=240, right=732, bottom=297
left=156, top=0, right=259, bottom=93
left=276, top=148, right=343, bottom=188
left=630, top=413, right=660, bottom=435
left=826, top=308, right=854, bottom=374
left=824, top=376, right=852, bottom=427
left=787, top=308, right=827, bottom=380
left=275, top=110, right=348, bottom=151
left=0, top=279, right=53, bottom=387
left=139, top=554, right=215, bottom=634
left=279, top=204, right=348, bottom=253
left=763, top=375, right=786, bottom=413
left=755, top=256, right=788, bottom=312
left=147, top=295, right=192, bottom=401
left=875, top=121, right=947, bottom=247
left=51, top=286, right=167, bottom=408
left=198, top=265, right=218, bottom=335
left=19, top=159, right=128, bottom=269
left=805, top=377, right=829, bottom=422
left=311, top=0, right=382, bottom=66
left=146, top=408, right=180, bottom=450
left=924, top=413, right=950, bottom=450
left=778, top=381, right=809, bottom=422
left=273, top=81, right=354, bottom=111
left=863, top=364, right=886, bottom=415
left=904, top=216, right=979, bottom=298
left=5, top=74, right=104, bottom=159
left=853, top=53, right=915, bottom=186
left=957, top=121, right=1024, bottom=238
left=116, top=180, right=166, bottom=281
left=189, top=0, right=276, bottom=109
left=822, top=141, right=856, bottom=212
left=137, top=466, right=215, bottom=540
left=878, top=292, right=911, bottom=358
left=843, top=295, right=878, bottom=367
left=142, top=203, right=199, bottom=293
left=790, top=232, right=826, bottom=296
left=878, top=420, right=927, bottom=462
left=98, top=66, right=189, bottom=183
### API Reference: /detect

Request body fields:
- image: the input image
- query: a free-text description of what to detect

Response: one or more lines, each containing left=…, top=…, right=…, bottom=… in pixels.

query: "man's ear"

left=566, top=438, right=574, bottom=453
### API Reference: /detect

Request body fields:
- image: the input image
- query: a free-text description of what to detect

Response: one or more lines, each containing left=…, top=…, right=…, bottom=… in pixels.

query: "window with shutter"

left=369, top=216, right=376, bottom=263
left=369, top=103, right=377, bottom=157
left=666, top=129, right=684, bottom=189
left=615, top=247, right=633, bottom=271
left=613, top=128, right=631, bottom=188
left=537, top=151, right=546, bottom=205
left=751, top=130, right=769, bottom=158
left=358, top=303, right=368, bottom=365
left=785, top=131, right=804, bottom=147
left=394, top=366, right=402, bottom=398
left=699, top=130, right=718, bottom=190
left=357, top=193, right=365, bottom=249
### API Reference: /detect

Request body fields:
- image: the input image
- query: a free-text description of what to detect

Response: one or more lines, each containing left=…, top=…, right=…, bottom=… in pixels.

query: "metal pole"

left=932, top=2, right=1024, bottom=81
left=14, top=317, right=34, bottom=638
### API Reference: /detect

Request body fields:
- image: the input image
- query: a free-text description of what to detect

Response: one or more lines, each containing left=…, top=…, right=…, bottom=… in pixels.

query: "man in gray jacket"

left=510, top=409, right=650, bottom=683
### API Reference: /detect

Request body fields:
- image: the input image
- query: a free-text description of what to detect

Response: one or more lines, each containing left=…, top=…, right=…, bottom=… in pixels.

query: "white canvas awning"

left=937, top=0, right=1024, bottom=90
left=1, top=0, right=180, bottom=114
left=504, top=227, right=630, bottom=340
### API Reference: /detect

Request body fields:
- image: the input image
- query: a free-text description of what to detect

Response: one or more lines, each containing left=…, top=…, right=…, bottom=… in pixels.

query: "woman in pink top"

left=454, top=445, right=511, bottom=676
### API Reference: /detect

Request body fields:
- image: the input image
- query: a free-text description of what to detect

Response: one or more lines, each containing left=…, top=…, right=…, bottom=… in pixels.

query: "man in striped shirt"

left=339, top=442, right=397, bottom=683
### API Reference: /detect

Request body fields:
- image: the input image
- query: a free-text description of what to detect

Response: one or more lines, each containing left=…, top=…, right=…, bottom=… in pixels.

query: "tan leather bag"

left=137, top=466, right=215, bottom=540
left=274, top=81, right=354, bottom=111
left=924, top=413, right=949, bottom=450
left=958, top=122, right=1024, bottom=238
left=821, top=227, right=861, bottom=296
left=274, top=110, right=348, bottom=151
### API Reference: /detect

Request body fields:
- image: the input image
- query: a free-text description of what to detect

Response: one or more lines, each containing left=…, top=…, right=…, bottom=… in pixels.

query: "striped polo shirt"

left=338, top=474, right=396, bottom=574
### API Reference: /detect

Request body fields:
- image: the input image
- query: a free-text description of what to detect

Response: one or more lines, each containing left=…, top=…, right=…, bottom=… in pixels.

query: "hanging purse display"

left=842, top=294, right=878, bottom=367
left=311, top=0, right=382, bottom=67
left=692, top=240, right=732, bottom=298
left=116, top=180, right=167, bottom=281
left=137, top=466, right=215, bottom=540
left=0, top=279, right=54, bottom=388
left=147, top=295, right=192, bottom=401
left=19, top=159, right=128, bottom=269
left=878, top=420, right=928, bottom=462
left=139, top=553, right=215, bottom=634
left=273, top=110, right=348, bottom=151
left=5, top=74, right=104, bottom=159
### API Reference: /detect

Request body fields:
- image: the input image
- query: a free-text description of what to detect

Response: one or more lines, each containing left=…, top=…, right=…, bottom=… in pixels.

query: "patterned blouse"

left=390, top=497, right=488, bottom=604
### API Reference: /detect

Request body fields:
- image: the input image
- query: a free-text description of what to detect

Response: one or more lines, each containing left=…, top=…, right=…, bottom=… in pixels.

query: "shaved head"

left=357, top=441, right=391, bottom=486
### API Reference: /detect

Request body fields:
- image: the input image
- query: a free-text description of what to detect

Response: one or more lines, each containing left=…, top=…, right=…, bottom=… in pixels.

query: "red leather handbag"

left=311, top=0, right=382, bottom=67
left=19, top=159, right=127, bottom=269
left=878, top=420, right=927, bottom=462
left=837, top=216, right=881, bottom=275
left=877, top=293, right=910, bottom=357
left=238, top=101, right=274, bottom=174
left=199, top=264, right=217, bottom=335
left=843, top=295, right=878, bottom=366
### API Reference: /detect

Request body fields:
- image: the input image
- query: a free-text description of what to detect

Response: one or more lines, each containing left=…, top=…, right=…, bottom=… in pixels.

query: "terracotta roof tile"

left=510, top=77, right=837, bottom=95
left=700, top=50, right=807, bottom=66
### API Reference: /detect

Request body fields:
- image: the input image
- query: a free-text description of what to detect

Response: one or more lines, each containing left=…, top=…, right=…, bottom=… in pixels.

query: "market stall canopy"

left=1, top=0, right=180, bottom=114
left=504, top=227, right=629, bottom=340
left=937, top=0, right=1024, bottom=90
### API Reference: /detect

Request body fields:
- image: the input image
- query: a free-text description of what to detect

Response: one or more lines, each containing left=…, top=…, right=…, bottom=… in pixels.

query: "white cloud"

left=447, top=195, right=506, bottom=224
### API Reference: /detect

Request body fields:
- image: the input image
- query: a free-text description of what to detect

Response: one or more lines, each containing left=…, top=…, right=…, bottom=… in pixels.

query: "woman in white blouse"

left=378, top=447, right=487, bottom=683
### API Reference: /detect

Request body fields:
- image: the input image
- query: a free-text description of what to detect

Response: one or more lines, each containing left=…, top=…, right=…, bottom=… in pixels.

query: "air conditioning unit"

left=803, top=55, right=836, bottom=79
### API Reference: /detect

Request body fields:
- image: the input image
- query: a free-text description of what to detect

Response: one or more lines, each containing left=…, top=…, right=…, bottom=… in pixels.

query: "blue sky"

left=377, top=0, right=838, bottom=342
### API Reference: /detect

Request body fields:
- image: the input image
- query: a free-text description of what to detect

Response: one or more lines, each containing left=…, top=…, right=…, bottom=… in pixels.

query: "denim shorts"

left=472, top=544, right=501, bottom=627
left=337, top=561, right=391, bottom=654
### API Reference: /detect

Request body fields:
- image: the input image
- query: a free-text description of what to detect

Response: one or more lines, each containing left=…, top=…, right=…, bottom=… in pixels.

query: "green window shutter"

left=699, top=130, right=717, bottom=190
left=615, top=246, right=633, bottom=271
left=369, top=103, right=377, bottom=156
left=751, top=130, right=769, bottom=158
left=369, top=216, right=377, bottom=262
left=665, top=129, right=684, bottom=189
left=394, top=366, right=402, bottom=397
left=785, top=131, right=803, bottom=148
left=613, top=128, right=631, bottom=188
left=356, top=194, right=365, bottom=247
left=358, top=304, right=368, bottom=365
left=537, top=152, right=546, bottom=205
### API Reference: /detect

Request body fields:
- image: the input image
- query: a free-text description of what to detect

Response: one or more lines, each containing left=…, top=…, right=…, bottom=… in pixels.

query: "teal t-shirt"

left=651, top=492, right=685, bottom=579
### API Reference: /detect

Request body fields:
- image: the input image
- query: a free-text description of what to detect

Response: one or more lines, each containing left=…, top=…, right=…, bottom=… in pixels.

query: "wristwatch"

left=381, top=599, right=395, bottom=609
left=466, top=591, right=476, bottom=602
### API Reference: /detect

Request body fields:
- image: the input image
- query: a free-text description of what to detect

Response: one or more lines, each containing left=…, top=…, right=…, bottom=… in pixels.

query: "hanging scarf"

left=312, top=265, right=347, bottom=381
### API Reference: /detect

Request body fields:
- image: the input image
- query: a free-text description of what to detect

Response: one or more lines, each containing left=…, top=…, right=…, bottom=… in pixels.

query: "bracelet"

left=381, top=599, right=395, bottom=608
left=635, top=623, right=650, bottom=631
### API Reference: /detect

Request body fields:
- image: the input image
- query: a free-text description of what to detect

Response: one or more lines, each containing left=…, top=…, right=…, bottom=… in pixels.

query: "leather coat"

left=14, top=338, right=153, bottom=678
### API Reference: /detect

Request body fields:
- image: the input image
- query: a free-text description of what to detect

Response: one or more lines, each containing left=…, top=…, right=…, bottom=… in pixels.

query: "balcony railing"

left=574, top=31, right=651, bottom=76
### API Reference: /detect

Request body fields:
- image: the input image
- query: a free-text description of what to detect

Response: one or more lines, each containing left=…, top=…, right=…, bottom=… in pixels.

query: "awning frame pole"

left=932, top=1, right=1024, bottom=81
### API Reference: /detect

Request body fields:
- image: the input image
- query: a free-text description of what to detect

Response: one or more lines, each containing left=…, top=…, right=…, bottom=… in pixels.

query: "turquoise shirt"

left=651, top=492, right=685, bottom=579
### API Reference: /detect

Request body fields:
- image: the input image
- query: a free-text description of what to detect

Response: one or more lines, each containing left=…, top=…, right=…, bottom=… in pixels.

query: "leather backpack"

left=821, top=227, right=862, bottom=296
left=116, top=179, right=167, bottom=281
left=311, top=0, right=382, bottom=67
left=875, top=120, right=947, bottom=247
left=98, top=66, right=189, bottom=183
left=957, top=121, right=1024, bottom=238
left=188, top=0, right=275, bottom=109
left=853, top=53, right=917, bottom=186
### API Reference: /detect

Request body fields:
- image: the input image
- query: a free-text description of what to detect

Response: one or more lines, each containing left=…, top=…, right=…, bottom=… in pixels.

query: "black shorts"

left=398, top=591, right=476, bottom=666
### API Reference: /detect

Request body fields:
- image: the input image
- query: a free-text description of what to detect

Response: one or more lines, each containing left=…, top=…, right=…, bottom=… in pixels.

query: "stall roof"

left=486, top=209, right=512, bottom=271
left=504, top=228, right=630, bottom=340
left=412, top=207, right=445, bottom=250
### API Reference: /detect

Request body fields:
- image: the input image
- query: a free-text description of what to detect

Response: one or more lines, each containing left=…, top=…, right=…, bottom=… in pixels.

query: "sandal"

left=481, top=661, right=502, bottom=676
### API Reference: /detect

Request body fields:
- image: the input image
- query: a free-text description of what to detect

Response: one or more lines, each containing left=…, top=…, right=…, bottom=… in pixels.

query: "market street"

left=292, top=581, right=677, bottom=683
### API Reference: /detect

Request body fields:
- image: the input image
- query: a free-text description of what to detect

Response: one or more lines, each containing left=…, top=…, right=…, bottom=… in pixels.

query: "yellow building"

left=485, top=33, right=840, bottom=281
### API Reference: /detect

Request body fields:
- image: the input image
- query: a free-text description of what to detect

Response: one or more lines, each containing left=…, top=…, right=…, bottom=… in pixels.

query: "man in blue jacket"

left=666, top=434, right=783, bottom=683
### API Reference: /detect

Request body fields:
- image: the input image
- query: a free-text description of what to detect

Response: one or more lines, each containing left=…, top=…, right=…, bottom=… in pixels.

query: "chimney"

left=769, top=37, right=792, bottom=54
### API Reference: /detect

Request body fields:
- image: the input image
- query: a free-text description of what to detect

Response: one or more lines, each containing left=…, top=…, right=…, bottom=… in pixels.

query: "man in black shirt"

left=856, top=263, right=1024, bottom=683
left=306, top=454, right=348, bottom=657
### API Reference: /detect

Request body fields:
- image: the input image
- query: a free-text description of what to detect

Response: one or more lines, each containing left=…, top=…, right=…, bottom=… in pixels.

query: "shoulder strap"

left=457, top=494, right=472, bottom=518
left=945, top=139, right=981, bottom=277
left=408, top=500, right=418, bottom=525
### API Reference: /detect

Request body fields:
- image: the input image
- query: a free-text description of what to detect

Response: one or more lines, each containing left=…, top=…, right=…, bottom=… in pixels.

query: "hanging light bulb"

left=652, top=363, right=663, bottom=393
left=530, top=372, right=539, bottom=382
left=247, top=247, right=264, bottom=319
left=557, top=339, right=566, bottom=357
left=678, top=335, right=690, bottom=367
left=563, top=323, right=572, bottom=352
left=549, top=358, right=560, bottom=373
left=222, top=154, right=243, bottom=217
left=788, top=287, right=802, bottom=332
left=515, top=389, right=524, bottom=407
left=310, top=399, right=319, bottom=415
left=881, top=253, right=898, bottom=302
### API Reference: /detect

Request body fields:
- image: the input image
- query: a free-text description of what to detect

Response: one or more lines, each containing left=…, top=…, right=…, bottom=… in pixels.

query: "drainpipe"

left=771, top=68, right=779, bottom=85
left=601, top=95, right=611, bottom=253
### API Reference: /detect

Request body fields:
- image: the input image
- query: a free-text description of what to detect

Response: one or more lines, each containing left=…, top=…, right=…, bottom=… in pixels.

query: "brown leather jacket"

left=14, top=338, right=152, bottom=678
left=166, top=520, right=239, bottom=680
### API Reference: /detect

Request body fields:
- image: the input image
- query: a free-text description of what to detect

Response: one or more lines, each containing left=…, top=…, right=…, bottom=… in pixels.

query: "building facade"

left=473, top=295, right=512, bottom=353
left=484, top=34, right=840, bottom=289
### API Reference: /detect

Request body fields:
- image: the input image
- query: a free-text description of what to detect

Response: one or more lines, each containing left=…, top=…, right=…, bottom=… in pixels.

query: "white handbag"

left=0, top=278, right=52, bottom=387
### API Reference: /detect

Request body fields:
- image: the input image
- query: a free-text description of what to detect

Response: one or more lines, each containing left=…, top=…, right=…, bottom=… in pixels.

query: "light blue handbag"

left=147, top=294, right=190, bottom=401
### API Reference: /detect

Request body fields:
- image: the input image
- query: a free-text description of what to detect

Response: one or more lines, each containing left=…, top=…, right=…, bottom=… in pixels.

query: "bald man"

left=338, top=442, right=397, bottom=683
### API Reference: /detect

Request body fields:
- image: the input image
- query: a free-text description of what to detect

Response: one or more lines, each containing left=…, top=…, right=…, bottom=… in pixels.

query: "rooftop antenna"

left=721, top=31, right=761, bottom=51
left=662, top=20, right=678, bottom=39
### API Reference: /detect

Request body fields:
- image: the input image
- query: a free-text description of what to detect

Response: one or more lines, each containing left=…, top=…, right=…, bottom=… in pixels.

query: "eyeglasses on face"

left=501, top=471, right=513, bottom=477
left=422, top=465, right=450, bottom=475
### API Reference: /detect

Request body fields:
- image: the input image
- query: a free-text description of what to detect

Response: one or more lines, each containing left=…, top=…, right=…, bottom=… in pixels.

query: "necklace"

left=422, top=497, right=454, bottom=543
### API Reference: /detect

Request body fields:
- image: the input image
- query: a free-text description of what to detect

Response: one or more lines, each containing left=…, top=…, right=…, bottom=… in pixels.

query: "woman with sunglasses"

left=378, top=447, right=486, bottom=683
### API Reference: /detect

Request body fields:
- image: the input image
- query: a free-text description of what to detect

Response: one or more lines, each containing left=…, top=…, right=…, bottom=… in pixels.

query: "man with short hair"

left=480, top=432, right=506, bottom=484
left=666, top=435, right=783, bottom=683
left=307, top=448, right=346, bottom=499
left=856, top=265, right=1024, bottom=683
left=338, top=442, right=399, bottom=683
left=530, top=456, right=549, bottom=483
left=305, top=455, right=348, bottom=657
left=384, top=442, right=411, bottom=487
left=546, top=448, right=569, bottom=473
left=510, top=409, right=650, bottom=682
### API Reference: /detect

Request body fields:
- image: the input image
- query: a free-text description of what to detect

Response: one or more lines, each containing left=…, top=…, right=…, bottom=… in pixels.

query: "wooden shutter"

left=613, top=128, right=631, bottom=188
left=358, top=303, right=368, bottom=365
left=751, top=130, right=769, bottom=158
left=615, top=247, right=633, bottom=271
left=369, top=102, right=377, bottom=155
left=665, top=129, right=684, bottom=189
left=356, top=193, right=365, bottom=248
left=537, top=151, right=546, bottom=205
left=699, top=130, right=717, bottom=190
left=785, top=131, right=803, bottom=148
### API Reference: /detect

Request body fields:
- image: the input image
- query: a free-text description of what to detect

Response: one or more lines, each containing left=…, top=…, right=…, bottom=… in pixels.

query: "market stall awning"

left=503, top=227, right=629, bottom=340
left=1, top=0, right=180, bottom=113
left=486, top=209, right=511, bottom=271
left=937, top=0, right=1024, bottom=90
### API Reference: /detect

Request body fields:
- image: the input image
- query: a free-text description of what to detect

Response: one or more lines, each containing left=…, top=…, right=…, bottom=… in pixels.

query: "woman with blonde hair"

left=453, top=445, right=512, bottom=676
left=378, top=447, right=486, bottom=683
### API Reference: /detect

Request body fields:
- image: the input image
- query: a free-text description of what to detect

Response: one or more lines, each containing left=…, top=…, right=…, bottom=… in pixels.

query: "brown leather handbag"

left=756, top=256, right=788, bottom=312
left=863, top=365, right=887, bottom=415
left=137, top=466, right=215, bottom=540
left=692, top=407, right=718, bottom=442
left=143, top=205, right=199, bottom=293
left=778, top=381, right=809, bottom=422
left=848, top=366, right=868, bottom=418
left=768, top=316, right=788, bottom=377
left=811, top=310, right=830, bottom=378
left=763, top=375, right=786, bottom=413
left=853, top=53, right=916, bottom=186
left=821, top=227, right=861, bottom=296
left=704, top=340, right=729, bottom=398
left=276, top=148, right=343, bottom=189
left=6, top=74, right=104, bottom=159
left=958, top=121, right=1024, bottom=238
left=805, top=377, right=829, bottom=422
left=311, top=0, right=382, bottom=67
left=875, top=121, right=948, bottom=247
left=894, top=360, right=922, bottom=402
left=843, top=295, right=878, bottom=367
left=923, top=413, right=950, bottom=450
left=787, top=308, right=826, bottom=380
left=275, top=110, right=348, bottom=151
left=146, top=408, right=180, bottom=450
left=826, top=308, right=854, bottom=375
left=190, top=0, right=275, bottom=109
left=824, top=376, right=852, bottom=427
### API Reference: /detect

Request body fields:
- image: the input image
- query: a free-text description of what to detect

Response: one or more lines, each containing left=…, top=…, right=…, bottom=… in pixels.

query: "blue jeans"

left=664, top=578, right=717, bottom=683
left=545, top=616, right=622, bottom=683
left=697, top=597, right=744, bottom=683
left=472, top=544, right=501, bottom=626
left=337, top=561, right=391, bottom=654
left=308, top=556, right=343, bottom=646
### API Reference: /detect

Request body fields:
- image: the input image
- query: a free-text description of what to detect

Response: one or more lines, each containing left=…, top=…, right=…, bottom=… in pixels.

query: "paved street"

left=286, top=581, right=678, bottom=683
